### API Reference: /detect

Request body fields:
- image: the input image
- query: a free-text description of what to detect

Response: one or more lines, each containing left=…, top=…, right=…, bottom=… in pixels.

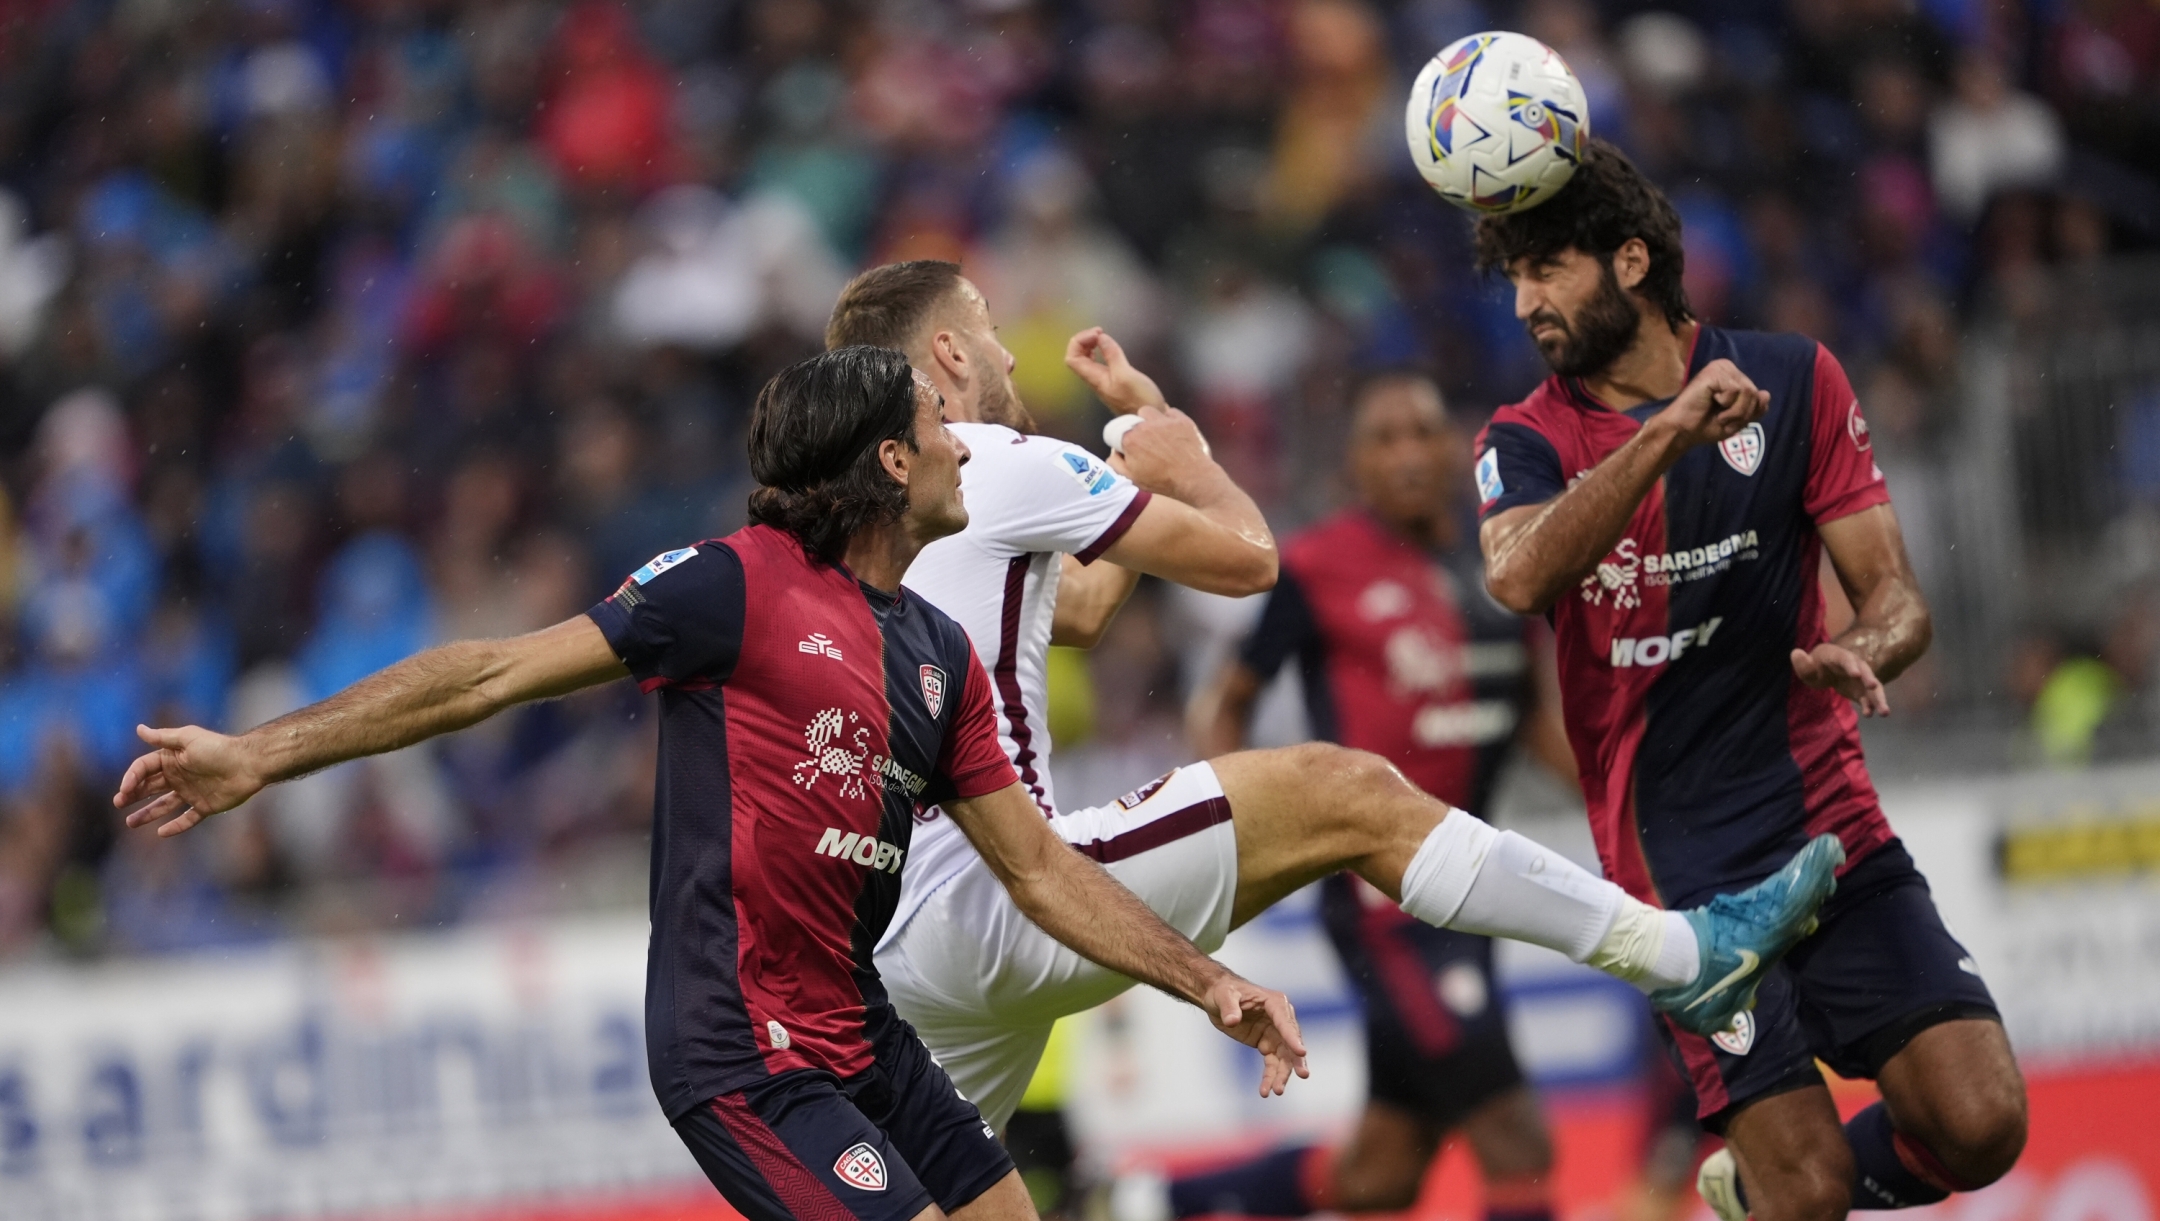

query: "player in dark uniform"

left=1168, top=373, right=1570, bottom=1221
left=1469, top=140, right=2027, bottom=1221
left=111, top=346, right=1309, bottom=1221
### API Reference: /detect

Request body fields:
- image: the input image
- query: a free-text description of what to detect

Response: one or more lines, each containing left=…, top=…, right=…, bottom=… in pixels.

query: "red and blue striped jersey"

left=1474, top=326, right=1894, bottom=908
left=586, top=524, right=1017, bottom=1119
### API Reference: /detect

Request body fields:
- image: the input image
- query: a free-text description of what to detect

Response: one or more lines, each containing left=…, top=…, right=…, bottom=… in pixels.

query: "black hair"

left=825, top=260, right=965, bottom=352
left=747, top=346, right=921, bottom=561
left=1472, top=138, right=1694, bottom=327
left=1346, top=367, right=1445, bottom=417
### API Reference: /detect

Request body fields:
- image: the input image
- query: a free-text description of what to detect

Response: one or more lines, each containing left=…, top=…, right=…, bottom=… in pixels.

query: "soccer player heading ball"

left=1472, top=138, right=2027, bottom=1220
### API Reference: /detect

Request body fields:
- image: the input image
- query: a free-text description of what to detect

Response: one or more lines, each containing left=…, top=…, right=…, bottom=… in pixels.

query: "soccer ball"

left=1404, top=31, right=1589, bottom=216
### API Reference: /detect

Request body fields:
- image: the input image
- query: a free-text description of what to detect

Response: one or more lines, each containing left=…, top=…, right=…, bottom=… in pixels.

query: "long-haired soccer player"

left=113, top=347, right=1309, bottom=1221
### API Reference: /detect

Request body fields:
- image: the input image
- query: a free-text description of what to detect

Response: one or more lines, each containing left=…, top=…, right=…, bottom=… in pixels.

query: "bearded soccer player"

left=112, top=347, right=1312, bottom=1221
left=1470, top=140, right=2027, bottom=1221
left=1164, top=372, right=1570, bottom=1221
left=823, top=261, right=1844, bottom=1143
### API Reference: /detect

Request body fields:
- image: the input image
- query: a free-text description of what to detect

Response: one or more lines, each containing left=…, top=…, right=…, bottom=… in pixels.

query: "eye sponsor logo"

left=1609, top=617, right=1724, bottom=668
left=798, top=632, right=843, bottom=660
left=791, top=708, right=927, bottom=800
left=814, top=826, right=906, bottom=874
left=834, top=1142, right=889, bottom=1191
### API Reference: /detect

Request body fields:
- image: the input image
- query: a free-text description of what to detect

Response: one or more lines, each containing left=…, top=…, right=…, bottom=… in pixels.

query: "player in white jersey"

left=822, top=261, right=1845, bottom=1134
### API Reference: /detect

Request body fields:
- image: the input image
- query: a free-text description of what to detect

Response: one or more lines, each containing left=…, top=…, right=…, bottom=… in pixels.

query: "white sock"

left=1397, top=813, right=1699, bottom=990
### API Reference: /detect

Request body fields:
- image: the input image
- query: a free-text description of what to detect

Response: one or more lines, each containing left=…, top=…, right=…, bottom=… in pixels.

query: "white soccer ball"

left=1404, top=31, right=1589, bottom=216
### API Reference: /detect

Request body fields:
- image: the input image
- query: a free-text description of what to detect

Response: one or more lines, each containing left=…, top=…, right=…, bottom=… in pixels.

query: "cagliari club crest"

left=1719, top=422, right=1766, bottom=476
left=834, top=1142, right=888, bottom=1191
left=919, top=664, right=946, bottom=717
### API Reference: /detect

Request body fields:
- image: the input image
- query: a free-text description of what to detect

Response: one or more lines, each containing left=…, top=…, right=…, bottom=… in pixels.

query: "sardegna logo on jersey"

left=835, top=1142, right=889, bottom=1191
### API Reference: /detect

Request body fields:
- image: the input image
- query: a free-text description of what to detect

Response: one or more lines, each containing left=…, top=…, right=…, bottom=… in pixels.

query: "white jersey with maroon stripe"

left=888, top=422, right=1152, bottom=941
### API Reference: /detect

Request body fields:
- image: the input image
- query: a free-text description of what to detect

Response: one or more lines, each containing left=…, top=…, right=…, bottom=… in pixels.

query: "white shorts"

left=875, top=762, right=1238, bottom=1131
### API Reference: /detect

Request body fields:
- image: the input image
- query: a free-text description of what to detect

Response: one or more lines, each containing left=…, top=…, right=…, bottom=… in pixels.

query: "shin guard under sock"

left=1846, top=1103, right=1953, bottom=1209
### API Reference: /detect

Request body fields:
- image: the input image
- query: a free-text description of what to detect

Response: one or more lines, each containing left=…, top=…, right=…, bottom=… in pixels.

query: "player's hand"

left=1652, top=359, right=1769, bottom=454
left=1065, top=327, right=1167, bottom=416
left=114, top=724, right=267, bottom=836
left=1200, top=972, right=1310, bottom=1097
left=1114, top=404, right=1218, bottom=496
left=1791, top=643, right=1890, bottom=717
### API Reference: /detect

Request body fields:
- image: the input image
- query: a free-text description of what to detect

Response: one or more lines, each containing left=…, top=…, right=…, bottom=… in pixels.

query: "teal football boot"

left=1650, top=834, right=1846, bottom=1037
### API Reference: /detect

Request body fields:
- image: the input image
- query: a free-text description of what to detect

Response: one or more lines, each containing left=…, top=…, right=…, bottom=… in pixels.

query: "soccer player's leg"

left=1209, top=744, right=1840, bottom=1027
left=860, top=1017, right=1026, bottom=1220
left=1699, top=842, right=2024, bottom=1221
left=879, top=764, right=1238, bottom=1131
left=1163, top=926, right=1550, bottom=1220
left=1655, top=963, right=1841, bottom=1221
left=673, top=1069, right=942, bottom=1221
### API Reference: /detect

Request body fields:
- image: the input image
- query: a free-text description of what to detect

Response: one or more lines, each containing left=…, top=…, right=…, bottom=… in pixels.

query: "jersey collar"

left=1558, top=322, right=1709, bottom=422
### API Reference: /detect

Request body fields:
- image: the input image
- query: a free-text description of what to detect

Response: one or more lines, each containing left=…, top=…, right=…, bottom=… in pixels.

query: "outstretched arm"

left=941, top=781, right=1310, bottom=1097
left=1482, top=359, right=1769, bottom=614
left=116, top=616, right=628, bottom=835
left=1793, top=503, right=1932, bottom=716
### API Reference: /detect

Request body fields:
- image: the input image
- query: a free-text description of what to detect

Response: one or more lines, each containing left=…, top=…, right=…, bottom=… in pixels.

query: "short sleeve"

left=1475, top=420, right=1567, bottom=519
left=1802, top=344, right=1892, bottom=524
left=928, top=649, right=1019, bottom=803
left=585, top=543, right=745, bottom=692
left=987, top=434, right=1152, bottom=562
left=1238, top=567, right=1319, bottom=682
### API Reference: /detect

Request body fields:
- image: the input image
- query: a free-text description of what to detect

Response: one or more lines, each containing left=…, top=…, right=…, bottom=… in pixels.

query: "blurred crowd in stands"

left=0, top=0, right=2152, bottom=957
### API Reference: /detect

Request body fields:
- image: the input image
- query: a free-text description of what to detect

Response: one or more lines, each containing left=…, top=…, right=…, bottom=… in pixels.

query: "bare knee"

left=1881, top=1020, right=2029, bottom=1189
left=1464, top=1089, right=1554, bottom=1181
left=1913, top=1086, right=2028, bottom=1189
left=1333, top=1164, right=1424, bottom=1214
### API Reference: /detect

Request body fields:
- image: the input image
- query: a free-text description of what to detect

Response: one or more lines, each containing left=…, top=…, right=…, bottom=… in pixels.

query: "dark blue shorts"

left=674, top=1019, right=1014, bottom=1221
left=1323, top=876, right=1525, bottom=1129
left=1657, top=840, right=1999, bottom=1131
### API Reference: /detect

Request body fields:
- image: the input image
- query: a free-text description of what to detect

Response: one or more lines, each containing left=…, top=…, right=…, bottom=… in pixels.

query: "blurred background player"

left=1472, top=139, right=2028, bottom=1221
left=1162, top=371, right=1568, bottom=1219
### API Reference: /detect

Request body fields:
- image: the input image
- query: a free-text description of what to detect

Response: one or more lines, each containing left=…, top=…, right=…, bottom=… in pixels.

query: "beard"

left=962, top=335, right=1037, bottom=433
left=973, top=370, right=1035, bottom=433
left=1527, top=262, right=1642, bottom=379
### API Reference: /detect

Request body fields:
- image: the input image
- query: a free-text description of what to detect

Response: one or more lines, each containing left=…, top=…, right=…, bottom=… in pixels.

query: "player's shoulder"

left=1702, top=325, right=1823, bottom=375
left=1485, top=376, right=1576, bottom=433
left=895, top=585, right=978, bottom=665
left=955, top=423, right=1118, bottom=494
left=615, top=534, right=743, bottom=593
